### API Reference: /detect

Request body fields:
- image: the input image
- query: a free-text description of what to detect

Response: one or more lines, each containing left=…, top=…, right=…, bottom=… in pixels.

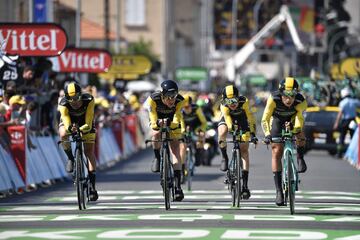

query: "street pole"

left=29, top=0, right=33, bottom=22
left=231, top=0, right=238, bottom=53
left=104, top=0, right=110, bottom=51
left=76, top=0, right=81, bottom=47
left=115, top=0, right=120, bottom=54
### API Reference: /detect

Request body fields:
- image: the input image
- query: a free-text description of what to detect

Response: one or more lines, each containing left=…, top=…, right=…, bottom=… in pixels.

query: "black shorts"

left=218, top=116, right=250, bottom=133
left=270, top=117, right=293, bottom=138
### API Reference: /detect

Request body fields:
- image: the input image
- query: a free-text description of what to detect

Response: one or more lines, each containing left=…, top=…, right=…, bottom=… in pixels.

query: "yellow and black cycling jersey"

left=145, top=91, right=185, bottom=130
left=58, top=93, right=95, bottom=133
left=261, top=91, right=307, bottom=136
left=219, top=96, right=256, bottom=133
left=181, top=104, right=207, bottom=132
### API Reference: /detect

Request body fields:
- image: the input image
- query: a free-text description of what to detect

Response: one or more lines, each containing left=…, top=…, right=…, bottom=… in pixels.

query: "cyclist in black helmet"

left=58, top=82, right=98, bottom=201
left=261, top=77, right=307, bottom=206
left=144, top=79, right=185, bottom=201
left=218, top=84, right=257, bottom=199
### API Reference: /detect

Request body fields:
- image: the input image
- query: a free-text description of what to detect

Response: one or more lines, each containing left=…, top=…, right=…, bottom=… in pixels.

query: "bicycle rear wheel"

left=162, top=146, right=171, bottom=210
left=286, top=151, right=295, bottom=214
left=235, top=150, right=242, bottom=208
left=75, top=148, right=86, bottom=210
left=186, top=148, right=193, bottom=191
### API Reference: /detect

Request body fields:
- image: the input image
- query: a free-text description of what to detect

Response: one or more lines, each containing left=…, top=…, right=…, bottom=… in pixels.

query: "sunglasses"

left=163, top=92, right=178, bottom=100
left=224, top=98, right=238, bottom=106
left=67, top=94, right=82, bottom=103
left=282, top=90, right=297, bottom=97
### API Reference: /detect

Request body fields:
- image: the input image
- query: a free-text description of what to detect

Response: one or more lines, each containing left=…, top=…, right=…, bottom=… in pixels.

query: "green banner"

left=175, top=67, right=208, bottom=81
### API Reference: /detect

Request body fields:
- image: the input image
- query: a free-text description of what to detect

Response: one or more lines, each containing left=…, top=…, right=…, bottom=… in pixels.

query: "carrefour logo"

left=11, top=131, right=23, bottom=140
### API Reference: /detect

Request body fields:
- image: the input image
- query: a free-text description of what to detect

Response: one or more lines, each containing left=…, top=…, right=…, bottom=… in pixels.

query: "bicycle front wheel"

left=235, top=150, right=242, bottom=208
left=286, top=151, right=295, bottom=214
left=75, top=148, right=86, bottom=210
left=162, top=146, right=171, bottom=210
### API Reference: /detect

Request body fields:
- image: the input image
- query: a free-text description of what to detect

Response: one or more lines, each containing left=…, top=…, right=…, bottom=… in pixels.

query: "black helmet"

left=161, top=80, right=178, bottom=98
left=222, top=85, right=239, bottom=99
left=64, top=82, right=82, bottom=101
left=279, top=77, right=299, bottom=94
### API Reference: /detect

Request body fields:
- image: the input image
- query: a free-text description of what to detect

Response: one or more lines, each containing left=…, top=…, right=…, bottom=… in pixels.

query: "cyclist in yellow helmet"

left=58, top=82, right=98, bottom=201
left=261, top=77, right=307, bottom=206
left=179, top=95, right=207, bottom=173
left=218, top=84, right=257, bottom=199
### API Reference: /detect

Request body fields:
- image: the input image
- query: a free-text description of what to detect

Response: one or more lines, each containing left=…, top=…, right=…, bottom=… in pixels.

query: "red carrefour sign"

left=0, top=23, right=67, bottom=56
left=50, top=48, right=112, bottom=73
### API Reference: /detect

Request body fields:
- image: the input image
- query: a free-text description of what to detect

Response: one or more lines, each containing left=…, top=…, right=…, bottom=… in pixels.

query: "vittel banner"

left=50, top=48, right=112, bottom=73
left=0, top=23, right=67, bottom=56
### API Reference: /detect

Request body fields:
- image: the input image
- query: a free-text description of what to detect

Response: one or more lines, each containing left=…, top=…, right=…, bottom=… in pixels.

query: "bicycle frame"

left=220, top=127, right=246, bottom=208
left=145, top=123, right=175, bottom=210
left=272, top=130, right=299, bottom=215
left=58, top=129, right=90, bottom=211
left=160, top=125, right=174, bottom=210
left=73, top=131, right=90, bottom=210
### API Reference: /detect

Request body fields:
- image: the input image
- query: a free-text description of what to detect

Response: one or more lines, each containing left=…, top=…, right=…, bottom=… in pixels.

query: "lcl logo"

left=11, top=131, right=23, bottom=140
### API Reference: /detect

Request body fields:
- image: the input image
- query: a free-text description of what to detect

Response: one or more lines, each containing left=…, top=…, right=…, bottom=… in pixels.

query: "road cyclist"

left=58, top=82, right=98, bottom=202
left=218, top=84, right=258, bottom=199
left=261, top=77, right=307, bottom=206
left=179, top=95, right=208, bottom=183
left=144, top=79, right=185, bottom=201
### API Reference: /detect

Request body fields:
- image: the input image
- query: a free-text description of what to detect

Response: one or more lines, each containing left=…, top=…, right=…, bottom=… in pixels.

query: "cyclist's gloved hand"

left=250, top=133, right=258, bottom=144
left=263, top=135, right=272, bottom=145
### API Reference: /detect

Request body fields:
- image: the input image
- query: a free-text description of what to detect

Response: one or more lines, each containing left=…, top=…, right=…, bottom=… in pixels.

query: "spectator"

left=41, top=91, right=60, bottom=135
left=333, top=88, right=360, bottom=158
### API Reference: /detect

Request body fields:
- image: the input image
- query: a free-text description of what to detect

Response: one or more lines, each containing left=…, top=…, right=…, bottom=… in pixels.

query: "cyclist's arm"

left=170, top=100, right=184, bottom=130
left=293, top=99, right=307, bottom=133
left=81, top=98, right=95, bottom=133
left=220, top=104, right=233, bottom=130
left=196, top=107, right=208, bottom=132
left=243, top=98, right=256, bottom=133
left=58, top=105, right=72, bottom=133
left=145, top=97, right=159, bottom=130
left=261, top=96, right=276, bottom=136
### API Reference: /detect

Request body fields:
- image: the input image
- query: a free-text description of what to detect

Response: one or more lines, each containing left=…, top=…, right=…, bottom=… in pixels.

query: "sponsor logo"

left=0, top=23, right=67, bottom=56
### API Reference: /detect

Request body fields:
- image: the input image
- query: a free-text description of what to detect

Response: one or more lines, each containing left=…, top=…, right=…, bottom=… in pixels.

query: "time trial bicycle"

left=220, top=123, right=255, bottom=208
left=59, top=126, right=90, bottom=210
left=145, top=119, right=174, bottom=210
left=268, top=124, right=300, bottom=215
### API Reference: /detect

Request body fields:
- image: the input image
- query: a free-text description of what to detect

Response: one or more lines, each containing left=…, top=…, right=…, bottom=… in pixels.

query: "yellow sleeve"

left=170, top=100, right=184, bottom=130
left=58, top=105, right=71, bottom=132
left=243, top=98, right=256, bottom=133
left=196, top=107, right=208, bottom=132
left=220, top=104, right=233, bottom=130
left=146, top=97, right=159, bottom=130
left=81, top=98, right=95, bottom=133
left=261, top=96, right=276, bottom=136
left=293, top=99, right=308, bottom=132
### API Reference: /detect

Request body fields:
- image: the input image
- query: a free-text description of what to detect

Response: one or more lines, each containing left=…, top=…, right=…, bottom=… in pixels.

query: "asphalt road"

left=0, top=144, right=359, bottom=240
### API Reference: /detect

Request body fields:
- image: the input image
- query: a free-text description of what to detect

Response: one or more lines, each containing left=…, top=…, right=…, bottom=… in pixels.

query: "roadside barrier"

left=1, top=112, right=150, bottom=196
left=344, top=124, right=359, bottom=170
left=0, top=143, right=25, bottom=192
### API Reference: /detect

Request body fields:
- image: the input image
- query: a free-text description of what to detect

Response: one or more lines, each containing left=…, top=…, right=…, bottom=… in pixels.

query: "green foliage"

left=127, top=37, right=159, bottom=63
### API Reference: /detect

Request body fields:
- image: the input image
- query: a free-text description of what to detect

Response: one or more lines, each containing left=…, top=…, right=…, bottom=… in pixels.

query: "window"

left=125, top=0, right=146, bottom=27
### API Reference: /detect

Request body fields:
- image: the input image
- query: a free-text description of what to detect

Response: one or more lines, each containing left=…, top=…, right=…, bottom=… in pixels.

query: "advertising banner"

left=8, top=125, right=27, bottom=182
left=0, top=23, right=67, bottom=56
left=50, top=48, right=112, bottom=73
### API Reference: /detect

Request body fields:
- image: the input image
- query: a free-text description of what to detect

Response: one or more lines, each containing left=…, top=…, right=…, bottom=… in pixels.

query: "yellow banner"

left=339, top=58, right=360, bottom=78
left=109, top=55, right=152, bottom=74
left=98, top=72, right=139, bottom=81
